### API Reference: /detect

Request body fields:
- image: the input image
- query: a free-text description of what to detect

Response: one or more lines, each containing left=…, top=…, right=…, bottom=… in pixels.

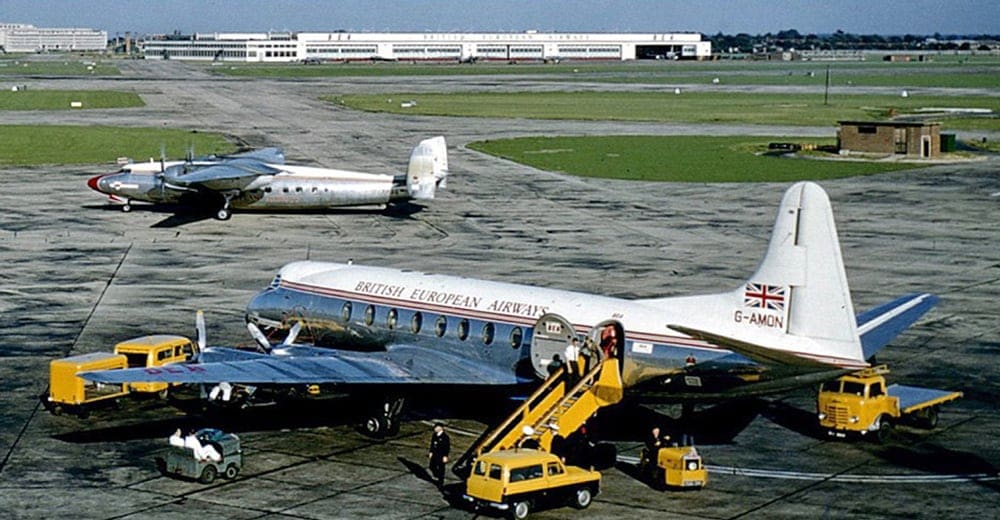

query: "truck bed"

left=887, top=384, right=962, bottom=414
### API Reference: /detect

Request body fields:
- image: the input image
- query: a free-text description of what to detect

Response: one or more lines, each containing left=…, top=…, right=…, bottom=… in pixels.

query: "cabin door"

left=530, top=313, right=578, bottom=379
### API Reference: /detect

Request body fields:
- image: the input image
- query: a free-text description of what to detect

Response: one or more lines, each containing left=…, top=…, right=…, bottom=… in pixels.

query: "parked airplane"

left=87, top=137, right=448, bottom=220
left=84, top=182, right=937, bottom=436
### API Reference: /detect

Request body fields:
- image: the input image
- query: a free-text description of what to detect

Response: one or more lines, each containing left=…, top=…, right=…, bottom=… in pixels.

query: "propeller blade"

left=246, top=322, right=272, bottom=353
left=195, top=310, right=206, bottom=350
left=284, top=320, right=303, bottom=345
left=159, top=143, right=166, bottom=173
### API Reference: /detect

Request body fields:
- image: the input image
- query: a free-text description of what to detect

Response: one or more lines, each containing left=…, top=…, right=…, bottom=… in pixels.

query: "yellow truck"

left=44, top=334, right=197, bottom=416
left=817, top=365, right=962, bottom=443
left=463, top=449, right=600, bottom=520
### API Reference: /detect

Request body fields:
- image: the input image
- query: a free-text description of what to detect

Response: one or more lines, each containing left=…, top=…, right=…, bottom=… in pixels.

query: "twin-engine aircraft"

left=85, top=182, right=937, bottom=436
left=87, top=136, right=448, bottom=220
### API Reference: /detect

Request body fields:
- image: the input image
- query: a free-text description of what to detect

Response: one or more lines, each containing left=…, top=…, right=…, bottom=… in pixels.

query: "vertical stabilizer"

left=406, top=136, right=448, bottom=200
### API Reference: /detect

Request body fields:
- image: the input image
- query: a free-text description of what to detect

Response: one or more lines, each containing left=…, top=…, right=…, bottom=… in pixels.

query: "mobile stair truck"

left=459, top=356, right=623, bottom=519
left=817, top=365, right=962, bottom=443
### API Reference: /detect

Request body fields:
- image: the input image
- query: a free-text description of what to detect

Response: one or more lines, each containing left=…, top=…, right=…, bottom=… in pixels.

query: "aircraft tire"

left=216, top=208, right=231, bottom=220
left=121, top=204, right=131, bottom=213
left=363, top=415, right=385, bottom=438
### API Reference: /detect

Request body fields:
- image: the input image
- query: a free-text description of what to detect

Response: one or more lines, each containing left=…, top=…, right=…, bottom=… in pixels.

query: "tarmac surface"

left=1, top=59, right=998, bottom=519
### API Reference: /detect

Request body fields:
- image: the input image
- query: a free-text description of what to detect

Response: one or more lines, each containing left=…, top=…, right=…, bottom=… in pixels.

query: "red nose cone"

left=87, top=175, right=104, bottom=193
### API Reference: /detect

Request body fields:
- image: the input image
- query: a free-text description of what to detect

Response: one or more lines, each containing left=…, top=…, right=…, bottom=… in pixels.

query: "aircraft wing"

left=81, top=343, right=522, bottom=386
left=166, top=161, right=280, bottom=192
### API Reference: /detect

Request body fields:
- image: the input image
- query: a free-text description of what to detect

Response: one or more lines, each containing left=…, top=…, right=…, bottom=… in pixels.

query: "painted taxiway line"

left=616, top=456, right=999, bottom=483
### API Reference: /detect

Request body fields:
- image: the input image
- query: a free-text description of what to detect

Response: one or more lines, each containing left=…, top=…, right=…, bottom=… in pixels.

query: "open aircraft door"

left=530, top=314, right=578, bottom=379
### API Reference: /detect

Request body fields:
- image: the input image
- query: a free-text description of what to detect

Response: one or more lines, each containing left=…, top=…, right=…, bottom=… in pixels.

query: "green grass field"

left=0, top=90, right=144, bottom=110
left=0, top=126, right=234, bottom=166
left=468, top=136, right=917, bottom=182
left=0, top=59, right=119, bottom=76
left=210, top=55, right=999, bottom=87
left=330, top=91, right=999, bottom=130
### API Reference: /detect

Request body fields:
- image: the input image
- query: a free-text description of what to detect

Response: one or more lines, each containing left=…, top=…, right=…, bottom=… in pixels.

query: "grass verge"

left=0, top=90, right=143, bottom=110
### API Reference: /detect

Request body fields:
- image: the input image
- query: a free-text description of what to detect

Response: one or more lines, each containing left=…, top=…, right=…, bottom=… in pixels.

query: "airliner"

left=87, top=136, right=448, bottom=220
left=86, top=182, right=937, bottom=436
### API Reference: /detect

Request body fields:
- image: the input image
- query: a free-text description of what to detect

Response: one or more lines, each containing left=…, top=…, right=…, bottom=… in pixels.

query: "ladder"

left=453, top=358, right=624, bottom=475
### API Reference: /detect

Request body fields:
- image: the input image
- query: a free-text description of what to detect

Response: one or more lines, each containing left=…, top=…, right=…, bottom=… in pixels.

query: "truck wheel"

left=918, top=406, right=939, bottom=429
left=199, top=465, right=217, bottom=484
left=511, top=500, right=530, bottom=520
left=224, top=464, right=240, bottom=479
left=157, top=388, right=169, bottom=400
left=875, top=417, right=893, bottom=444
left=573, top=487, right=593, bottom=509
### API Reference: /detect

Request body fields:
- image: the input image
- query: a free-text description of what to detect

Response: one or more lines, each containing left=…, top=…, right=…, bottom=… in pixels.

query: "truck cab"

left=464, top=449, right=600, bottom=519
left=113, top=334, right=197, bottom=395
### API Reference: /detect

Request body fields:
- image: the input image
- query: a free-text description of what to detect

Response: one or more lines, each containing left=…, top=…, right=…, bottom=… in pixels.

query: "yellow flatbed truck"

left=463, top=449, right=600, bottom=520
left=44, top=334, right=197, bottom=416
left=817, top=365, right=962, bottom=443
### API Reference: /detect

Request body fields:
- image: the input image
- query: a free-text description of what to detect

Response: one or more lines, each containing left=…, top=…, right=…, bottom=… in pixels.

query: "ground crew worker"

left=428, top=423, right=451, bottom=487
left=564, top=337, right=581, bottom=384
left=641, top=426, right=668, bottom=478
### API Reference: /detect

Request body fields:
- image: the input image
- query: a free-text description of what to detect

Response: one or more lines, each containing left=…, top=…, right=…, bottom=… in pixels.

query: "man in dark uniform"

left=428, top=422, right=451, bottom=487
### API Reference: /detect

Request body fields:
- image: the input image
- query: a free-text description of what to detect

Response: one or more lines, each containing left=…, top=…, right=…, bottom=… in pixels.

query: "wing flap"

left=668, top=325, right=868, bottom=369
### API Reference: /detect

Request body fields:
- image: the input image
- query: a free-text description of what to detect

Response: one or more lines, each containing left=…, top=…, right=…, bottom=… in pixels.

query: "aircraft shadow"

left=589, top=399, right=766, bottom=445
left=760, top=399, right=828, bottom=440
left=82, top=201, right=425, bottom=228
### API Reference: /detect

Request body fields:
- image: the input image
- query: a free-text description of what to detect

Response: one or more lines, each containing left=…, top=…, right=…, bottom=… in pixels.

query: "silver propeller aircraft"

left=84, top=182, right=938, bottom=436
left=87, top=136, right=448, bottom=220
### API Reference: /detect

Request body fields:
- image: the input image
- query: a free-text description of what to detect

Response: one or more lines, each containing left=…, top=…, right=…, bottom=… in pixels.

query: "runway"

left=1, top=60, right=998, bottom=519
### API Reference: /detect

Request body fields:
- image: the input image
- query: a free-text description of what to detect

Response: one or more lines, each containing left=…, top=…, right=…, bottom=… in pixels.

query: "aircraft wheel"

left=573, top=487, right=592, bottom=509
left=121, top=203, right=131, bottom=213
left=224, top=464, right=240, bottom=479
left=216, top=207, right=231, bottom=220
left=157, top=388, right=169, bottom=400
left=199, top=465, right=217, bottom=484
left=363, top=415, right=386, bottom=438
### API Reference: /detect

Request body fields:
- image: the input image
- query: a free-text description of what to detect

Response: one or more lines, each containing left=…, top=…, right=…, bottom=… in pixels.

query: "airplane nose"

left=87, top=174, right=105, bottom=193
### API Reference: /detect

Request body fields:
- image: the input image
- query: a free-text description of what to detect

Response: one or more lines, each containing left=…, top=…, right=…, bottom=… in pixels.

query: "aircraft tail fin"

left=664, top=182, right=872, bottom=369
left=406, top=136, right=448, bottom=200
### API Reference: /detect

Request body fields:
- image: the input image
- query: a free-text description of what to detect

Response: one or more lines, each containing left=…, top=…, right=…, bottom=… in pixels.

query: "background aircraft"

left=85, top=182, right=937, bottom=436
left=87, top=136, right=448, bottom=220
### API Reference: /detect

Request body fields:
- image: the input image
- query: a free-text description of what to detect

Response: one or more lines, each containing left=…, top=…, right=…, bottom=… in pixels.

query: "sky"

left=0, top=0, right=997, bottom=36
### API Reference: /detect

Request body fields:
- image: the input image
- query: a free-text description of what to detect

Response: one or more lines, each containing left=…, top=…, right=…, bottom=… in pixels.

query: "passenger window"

left=458, top=319, right=469, bottom=341
left=174, top=346, right=182, bottom=357
left=411, top=312, right=422, bottom=333
left=364, top=305, right=375, bottom=326
left=387, top=309, right=398, bottom=329
left=474, top=460, right=487, bottom=476
left=157, top=349, right=170, bottom=361
left=311, top=186, right=318, bottom=192
left=264, top=187, right=272, bottom=193
left=489, top=464, right=502, bottom=480
left=510, top=327, right=523, bottom=349
left=510, top=465, right=543, bottom=482
left=282, top=187, right=289, bottom=193
left=341, top=301, right=352, bottom=321
left=548, top=462, right=564, bottom=476
left=482, top=323, right=495, bottom=345
left=182, top=342, right=194, bottom=360
left=295, top=186, right=303, bottom=192
left=435, top=316, right=447, bottom=337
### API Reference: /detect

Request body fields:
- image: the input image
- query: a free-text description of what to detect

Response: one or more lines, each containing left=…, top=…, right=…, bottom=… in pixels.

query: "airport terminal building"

left=140, top=31, right=711, bottom=62
left=0, top=23, right=107, bottom=52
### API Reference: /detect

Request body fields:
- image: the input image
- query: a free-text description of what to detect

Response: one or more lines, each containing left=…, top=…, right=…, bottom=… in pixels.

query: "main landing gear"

left=215, top=192, right=237, bottom=220
left=362, top=396, right=405, bottom=438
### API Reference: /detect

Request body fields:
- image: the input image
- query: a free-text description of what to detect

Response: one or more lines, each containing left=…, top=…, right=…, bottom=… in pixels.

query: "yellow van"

left=113, top=334, right=197, bottom=396
left=47, top=352, right=129, bottom=415
left=463, top=449, right=600, bottom=519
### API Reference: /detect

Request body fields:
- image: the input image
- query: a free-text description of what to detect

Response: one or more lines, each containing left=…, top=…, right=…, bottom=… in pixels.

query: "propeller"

left=195, top=309, right=207, bottom=351
left=246, top=319, right=303, bottom=354
left=159, top=143, right=166, bottom=173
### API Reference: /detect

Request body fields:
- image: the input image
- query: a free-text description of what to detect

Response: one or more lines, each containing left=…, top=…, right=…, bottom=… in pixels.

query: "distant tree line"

left=709, top=29, right=999, bottom=54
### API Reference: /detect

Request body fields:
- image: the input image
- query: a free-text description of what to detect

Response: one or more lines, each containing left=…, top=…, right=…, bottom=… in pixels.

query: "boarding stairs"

left=453, top=358, right=624, bottom=475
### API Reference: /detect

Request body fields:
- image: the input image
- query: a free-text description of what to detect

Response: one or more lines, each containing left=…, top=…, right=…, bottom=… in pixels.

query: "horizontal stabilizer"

left=856, top=293, right=939, bottom=359
left=668, top=325, right=868, bottom=369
